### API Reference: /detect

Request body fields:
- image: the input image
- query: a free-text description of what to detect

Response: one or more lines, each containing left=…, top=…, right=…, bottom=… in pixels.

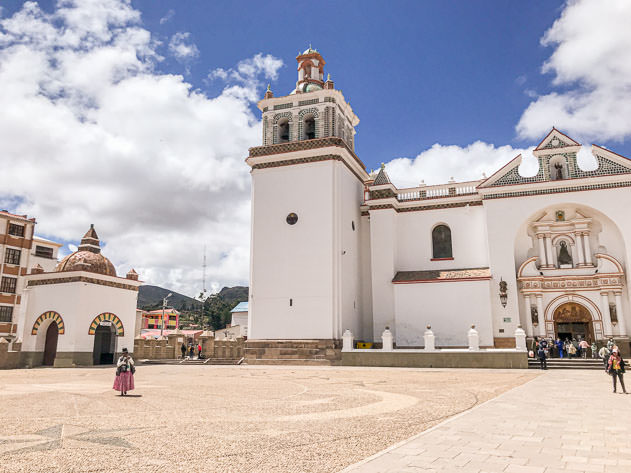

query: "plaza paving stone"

left=0, top=365, right=534, bottom=472
left=342, top=370, right=631, bottom=473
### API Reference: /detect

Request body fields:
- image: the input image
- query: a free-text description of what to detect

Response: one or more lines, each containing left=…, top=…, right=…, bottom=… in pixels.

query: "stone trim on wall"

left=27, top=276, right=139, bottom=292
left=251, top=153, right=366, bottom=183
left=367, top=201, right=483, bottom=213
left=484, top=180, right=631, bottom=200
left=88, top=312, right=124, bottom=336
left=248, top=136, right=364, bottom=169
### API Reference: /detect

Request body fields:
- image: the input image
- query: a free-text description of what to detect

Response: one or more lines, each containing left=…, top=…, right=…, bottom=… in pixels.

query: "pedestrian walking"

left=591, top=342, right=598, bottom=359
left=579, top=339, right=589, bottom=359
left=607, top=338, right=615, bottom=351
left=113, top=348, right=135, bottom=396
left=606, top=351, right=627, bottom=394
left=197, top=342, right=202, bottom=359
left=567, top=342, right=577, bottom=358
left=180, top=342, right=186, bottom=359
left=599, top=346, right=611, bottom=368
left=555, top=338, right=564, bottom=358
left=189, top=344, right=195, bottom=358
left=537, top=344, right=547, bottom=370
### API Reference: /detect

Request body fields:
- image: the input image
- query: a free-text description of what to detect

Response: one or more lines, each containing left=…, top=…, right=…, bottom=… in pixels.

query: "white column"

left=575, top=232, right=585, bottom=265
left=545, top=235, right=554, bottom=268
left=536, top=295, right=546, bottom=337
left=615, top=292, right=626, bottom=337
left=523, top=294, right=534, bottom=337
left=601, top=292, right=613, bottom=337
left=570, top=243, right=578, bottom=268
left=583, top=233, right=593, bottom=265
left=537, top=234, right=547, bottom=267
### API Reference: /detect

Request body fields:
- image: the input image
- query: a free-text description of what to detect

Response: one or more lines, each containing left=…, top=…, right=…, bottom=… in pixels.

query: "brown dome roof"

left=55, top=224, right=117, bottom=277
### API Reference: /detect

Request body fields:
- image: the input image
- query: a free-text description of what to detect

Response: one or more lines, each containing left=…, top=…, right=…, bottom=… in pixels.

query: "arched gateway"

left=545, top=295, right=603, bottom=342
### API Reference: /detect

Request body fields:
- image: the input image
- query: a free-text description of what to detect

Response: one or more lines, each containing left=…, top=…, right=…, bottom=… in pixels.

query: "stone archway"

left=43, top=322, right=59, bottom=366
left=545, top=295, right=603, bottom=342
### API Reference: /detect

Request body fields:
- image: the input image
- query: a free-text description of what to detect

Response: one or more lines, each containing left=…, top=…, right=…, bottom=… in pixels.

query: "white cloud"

left=384, top=142, right=534, bottom=189
left=517, top=0, right=631, bottom=142
left=0, top=0, right=281, bottom=296
left=168, top=31, right=199, bottom=61
left=159, top=9, right=174, bottom=25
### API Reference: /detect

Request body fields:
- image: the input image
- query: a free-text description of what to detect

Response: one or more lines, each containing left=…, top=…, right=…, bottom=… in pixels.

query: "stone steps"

left=528, top=358, right=606, bottom=370
left=244, top=339, right=341, bottom=365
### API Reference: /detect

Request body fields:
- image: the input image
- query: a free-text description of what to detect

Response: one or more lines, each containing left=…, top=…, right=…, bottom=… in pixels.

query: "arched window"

left=549, top=155, right=568, bottom=181
left=278, top=118, right=290, bottom=143
left=432, top=225, right=452, bottom=259
left=303, top=114, right=315, bottom=140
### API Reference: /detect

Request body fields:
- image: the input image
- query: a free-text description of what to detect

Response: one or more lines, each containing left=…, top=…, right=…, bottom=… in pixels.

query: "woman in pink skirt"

left=113, top=348, right=135, bottom=396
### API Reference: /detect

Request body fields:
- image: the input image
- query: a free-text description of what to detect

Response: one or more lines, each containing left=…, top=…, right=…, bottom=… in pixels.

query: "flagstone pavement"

left=342, top=370, right=631, bottom=473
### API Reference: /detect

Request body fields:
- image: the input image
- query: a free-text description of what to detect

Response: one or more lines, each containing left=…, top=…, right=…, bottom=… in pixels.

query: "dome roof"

left=55, top=224, right=117, bottom=277
left=302, top=46, right=317, bottom=55
left=304, top=82, right=322, bottom=92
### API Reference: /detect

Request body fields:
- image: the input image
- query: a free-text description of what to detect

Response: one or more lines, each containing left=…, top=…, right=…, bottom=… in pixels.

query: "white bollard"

left=514, top=325, right=527, bottom=352
left=381, top=327, right=393, bottom=351
left=424, top=325, right=435, bottom=351
left=468, top=325, right=480, bottom=351
left=342, top=329, right=354, bottom=352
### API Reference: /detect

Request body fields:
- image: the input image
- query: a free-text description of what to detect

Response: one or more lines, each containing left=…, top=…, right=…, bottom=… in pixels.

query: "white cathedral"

left=246, top=48, right=631, bottom=353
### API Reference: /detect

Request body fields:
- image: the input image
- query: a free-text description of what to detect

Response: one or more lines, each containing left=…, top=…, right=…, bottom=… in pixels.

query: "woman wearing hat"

left=606, top=349, right=627, bottom=394
left=113, top=348, right=135, bottom=396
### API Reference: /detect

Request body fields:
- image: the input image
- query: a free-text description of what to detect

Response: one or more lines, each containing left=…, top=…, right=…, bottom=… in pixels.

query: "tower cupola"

left=295, top=45, right=325, bottom=93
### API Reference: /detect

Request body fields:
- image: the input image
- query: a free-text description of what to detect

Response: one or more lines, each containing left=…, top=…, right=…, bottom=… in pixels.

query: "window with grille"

left=432, top=225, right=453, bottom=259
left=8, top=224, right=25, bottom=237
left=0, top=306, right=13, bottom=323
left=0, top=277, right=17, bottom=294
left=35, top=246, right=54, bottom=258
left=4, top=248, right=21, bottom=265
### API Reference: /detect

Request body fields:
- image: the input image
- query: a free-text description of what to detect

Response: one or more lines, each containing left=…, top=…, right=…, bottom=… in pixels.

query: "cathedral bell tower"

left=246, top=47, right=368, bottom=342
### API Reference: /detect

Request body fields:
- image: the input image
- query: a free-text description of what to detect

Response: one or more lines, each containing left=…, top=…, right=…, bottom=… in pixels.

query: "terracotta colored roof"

left=0, top=210, right=36, bottom=222
left=56, top=251, right=117, bottom=277
left=393, top=267, right=491, bottom=283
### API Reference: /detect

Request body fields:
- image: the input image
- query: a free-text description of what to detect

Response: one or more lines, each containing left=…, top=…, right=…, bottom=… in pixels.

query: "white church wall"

left=339, top=162, right=364, bottom=340
left=359, top=214, right=373, bottom=341
left=249, top=161, right=336, bottom=339
left=393, top=280, right=494, bottom=347
left=396, top=205, right=489, bottom=271
left=369, top=209, right=397, bottom=340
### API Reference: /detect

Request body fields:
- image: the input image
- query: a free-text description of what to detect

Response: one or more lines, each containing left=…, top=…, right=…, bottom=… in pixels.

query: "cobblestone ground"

left=0, top=365, right=535, bottom=472
left=342, top=370, right=631, bottom=473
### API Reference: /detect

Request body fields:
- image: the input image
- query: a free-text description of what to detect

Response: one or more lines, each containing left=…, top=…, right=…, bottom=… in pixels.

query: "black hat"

left=122, top=348, right=128, bottom=353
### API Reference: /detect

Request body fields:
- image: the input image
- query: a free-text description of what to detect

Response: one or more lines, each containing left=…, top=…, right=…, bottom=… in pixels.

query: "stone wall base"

left=245, top=339, right=342, bottom=365
left=341, top=351, right=528, bottom=369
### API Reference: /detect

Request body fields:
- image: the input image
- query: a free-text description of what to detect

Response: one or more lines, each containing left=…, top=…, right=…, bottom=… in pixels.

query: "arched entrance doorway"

left=43, top=322, right=59, bottom=366
left=93, top=324, right=116, bottom=365
left=554, top=302, right=594, bottom=343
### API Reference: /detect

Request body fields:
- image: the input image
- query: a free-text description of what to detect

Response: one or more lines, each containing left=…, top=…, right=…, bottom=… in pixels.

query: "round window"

left=286, top=213, right=298, bottom=225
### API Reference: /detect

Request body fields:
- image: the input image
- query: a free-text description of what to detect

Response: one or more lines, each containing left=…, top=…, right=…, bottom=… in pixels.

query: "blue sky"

left=1, top=0, right=630, bottom=295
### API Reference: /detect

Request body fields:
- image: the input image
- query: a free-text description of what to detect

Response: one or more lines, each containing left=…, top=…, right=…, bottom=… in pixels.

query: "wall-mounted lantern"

left=499, top=278, right=508, bottom=308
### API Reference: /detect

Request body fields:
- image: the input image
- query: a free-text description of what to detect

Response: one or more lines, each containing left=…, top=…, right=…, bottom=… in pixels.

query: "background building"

left=0, top=211, right=62, bottom=341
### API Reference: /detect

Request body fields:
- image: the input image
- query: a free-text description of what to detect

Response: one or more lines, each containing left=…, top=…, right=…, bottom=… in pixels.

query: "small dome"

left=303, top=83, right=322, bottom=92
left=302, top=46, right=317, bottom=55
left=56, top=251, right=117, bottom=277
left=55, top=225, right=117, bottom=277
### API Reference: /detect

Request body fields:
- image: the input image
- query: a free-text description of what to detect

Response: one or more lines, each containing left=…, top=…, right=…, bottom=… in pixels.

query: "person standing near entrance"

left=555, top=338, right=564, bottom=358
left=180, top=342, right=186, bottom=359
left=591, top=342, right=598, bottom=359
left=537, top=343, right=547, bottom=370
left=579, top=339, right=589, bottom=359
left=113, top=348, right=135, bottom=396
left=606, top=351, right=627, bottom=394
left=599, top=345, right=611, bottom=368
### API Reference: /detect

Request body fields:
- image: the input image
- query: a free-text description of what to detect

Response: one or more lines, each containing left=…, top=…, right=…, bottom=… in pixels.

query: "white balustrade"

left=514, top=326, right=527, bottom=352
left=423, top=325, right=436, bottom=351
left=468, top=325, right=480, bottom=351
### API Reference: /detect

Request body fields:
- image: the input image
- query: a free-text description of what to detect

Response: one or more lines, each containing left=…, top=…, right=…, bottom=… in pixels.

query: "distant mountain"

left=137, top=285, right=198, bottom=311
left=217, top=286, right=248, bottom=305
left=137, top=285, right=249, bottom=311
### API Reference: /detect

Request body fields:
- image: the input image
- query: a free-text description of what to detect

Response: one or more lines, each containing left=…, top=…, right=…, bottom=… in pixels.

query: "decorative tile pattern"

left=575, top=154, right=631, bottom=177
left=484, top=180, right=631, bottom=200
left=273, top=102, right=293, bottom=110
left=27, top=276, right=139, bottom=291
left=393, top=267, right=491, bottom=283
left=490, top=160, right=545, bottom=187
left=31, top=311, right=65, bottom=335
left=298, top=98, right=319, bottom=106
left=88, top=312, right=124, bottom=336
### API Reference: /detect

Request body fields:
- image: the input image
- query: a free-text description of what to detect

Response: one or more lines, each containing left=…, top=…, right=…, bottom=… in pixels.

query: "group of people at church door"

left=113, top=348, right=135, bottom=396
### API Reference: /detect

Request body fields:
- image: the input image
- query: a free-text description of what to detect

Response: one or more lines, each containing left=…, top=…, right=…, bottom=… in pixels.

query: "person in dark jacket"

left=607, top=351, right=627, bottom=394
left=180, top=342, right=186, bottom=359
left=537, top=345, right=547, bottom=370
